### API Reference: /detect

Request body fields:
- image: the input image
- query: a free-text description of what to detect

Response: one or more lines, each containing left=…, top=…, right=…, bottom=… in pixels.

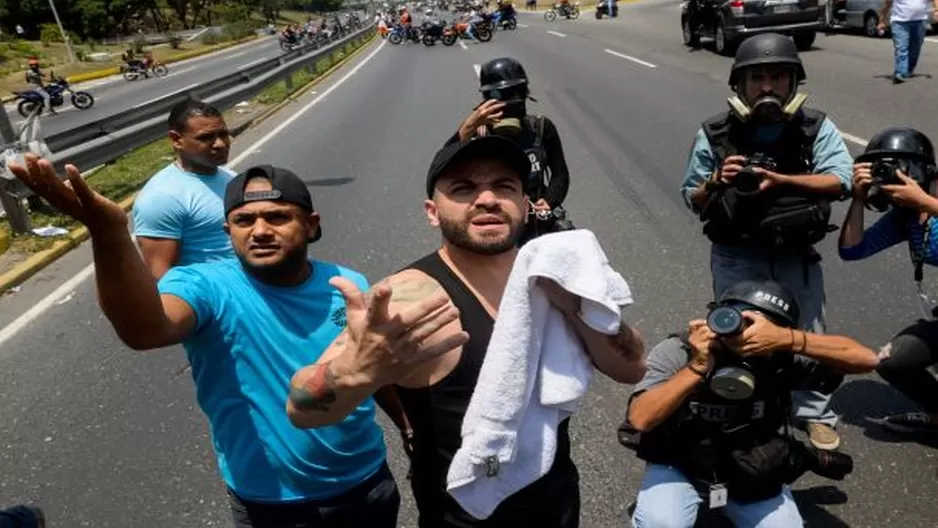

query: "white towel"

left=445, top=229, right=633, bottom=519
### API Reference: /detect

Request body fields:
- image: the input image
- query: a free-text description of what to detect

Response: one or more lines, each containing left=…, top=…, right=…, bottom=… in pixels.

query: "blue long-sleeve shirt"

left=839, top=208, right=938, bottom=266
left=680, top=116, right=854, bottom=215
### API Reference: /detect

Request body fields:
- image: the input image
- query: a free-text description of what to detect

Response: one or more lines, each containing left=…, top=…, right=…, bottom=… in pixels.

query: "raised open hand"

left=8, top=153, right=128, bottom=233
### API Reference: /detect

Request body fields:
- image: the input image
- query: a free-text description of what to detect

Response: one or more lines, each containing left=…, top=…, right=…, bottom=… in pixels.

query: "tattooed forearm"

left=289, top=362, right=338, bottom=412
left=388, top=275, right=443, bottom=304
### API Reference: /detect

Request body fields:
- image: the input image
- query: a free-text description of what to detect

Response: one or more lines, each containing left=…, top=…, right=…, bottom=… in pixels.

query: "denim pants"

left=227, top=462, right=400, bottom=528
left=710, top=244, right=838, bottom=427
left=0, top=506, right=42, bottom=528
left=631, top=464, right=803, bottom=528
left=891, top=20, right=928, bottom=79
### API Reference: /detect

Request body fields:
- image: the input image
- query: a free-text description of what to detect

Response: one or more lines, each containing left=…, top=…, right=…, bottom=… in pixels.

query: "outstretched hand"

left=8, top=153, right=128, bottom=233
left=329, top=277, right=469, bottom=388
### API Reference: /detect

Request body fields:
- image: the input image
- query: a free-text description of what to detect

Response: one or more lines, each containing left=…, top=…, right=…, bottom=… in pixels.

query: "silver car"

left=682, top=0, right=827, bottom=55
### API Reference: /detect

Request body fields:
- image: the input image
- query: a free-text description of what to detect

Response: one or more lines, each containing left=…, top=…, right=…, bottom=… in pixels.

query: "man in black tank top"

left=380, top=136, right=644, bottom=527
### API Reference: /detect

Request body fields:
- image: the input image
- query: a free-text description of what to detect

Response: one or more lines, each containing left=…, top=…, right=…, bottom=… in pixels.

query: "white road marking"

left=168, top=65, right=197, bottom=77
left=518, top=23, right=530, bottom=27
left=459, top=40, right=468, bottom=50
left=547, top=30, right=567, bottom=37
left=926, top=37, right=938, bottom=44
left=238, top=57, right=271, bottom=70
left=604, top=48, right=657, bottom=68
left=473, top=63, right=481, bottom=78
left=841, top=132, right=869, bottom=147
left=225, top=49, right=252, bottom=59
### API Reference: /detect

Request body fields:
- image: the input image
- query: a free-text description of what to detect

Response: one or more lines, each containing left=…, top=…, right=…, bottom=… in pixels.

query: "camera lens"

left=871, top=161, right=897, bottom=183
left=707, top=305, right=744, bottom=336
left=734, top=169, right=761, bottom=194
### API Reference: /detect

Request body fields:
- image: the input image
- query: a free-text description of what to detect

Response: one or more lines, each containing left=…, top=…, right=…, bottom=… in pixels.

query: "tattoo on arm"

left=388, top=276, right=444, bottom=304
left=289, top=362, right=338, bottom=412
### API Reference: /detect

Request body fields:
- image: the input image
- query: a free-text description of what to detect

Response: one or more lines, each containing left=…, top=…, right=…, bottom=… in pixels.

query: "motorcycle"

left=14, top=74, right=95, bottom=118
left=121, top=60, right=169, bottom=81
left=421, top=20, right=448, bottom=45
left=388, top=23, right=422, bottom=44
left=595, top=0, right=618, bottom=19
left=544, top=2, right=580, bottom=21
left=441, top=20, right=493, bottom=45
left=494, top=9, right=518, bottom=30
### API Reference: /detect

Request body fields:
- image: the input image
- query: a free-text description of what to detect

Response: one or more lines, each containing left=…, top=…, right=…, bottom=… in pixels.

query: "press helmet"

left=856, top=127, right=937, bottom=165
left=717, top=280, right=800, bottom=329
left=479, top=57, right=529, bottom=97
left=729, top=33, right=806, bottom=88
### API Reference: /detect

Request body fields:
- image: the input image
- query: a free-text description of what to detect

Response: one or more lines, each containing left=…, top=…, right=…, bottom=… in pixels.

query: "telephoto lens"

left=871, top=160, right=901, bottom=185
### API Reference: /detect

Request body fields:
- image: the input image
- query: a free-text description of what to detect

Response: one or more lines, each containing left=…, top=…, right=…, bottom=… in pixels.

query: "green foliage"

left=39, top=23, right=64, bottom=44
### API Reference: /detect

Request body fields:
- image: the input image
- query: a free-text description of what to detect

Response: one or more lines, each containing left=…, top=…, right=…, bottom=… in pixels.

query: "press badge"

left=709, top=483, right=728, bottom=509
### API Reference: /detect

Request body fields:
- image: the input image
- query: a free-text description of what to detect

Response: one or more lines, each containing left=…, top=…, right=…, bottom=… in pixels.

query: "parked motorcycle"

left=121, top=60, right=169, bottom=81
left=441, top=20, right=493, bottom=45
left=388, top=23, right=422, bottom=44
left=544, top=2, right=580, bottom=21
left=421, top=20, right=448, bottom=45
left=14, top=74, right=95, bottom=118
left=595, top=0, right=618, bottom=19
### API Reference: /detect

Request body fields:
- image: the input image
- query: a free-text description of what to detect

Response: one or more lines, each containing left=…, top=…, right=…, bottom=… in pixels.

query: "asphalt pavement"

left=4, top=36, right=279, bottom=136
left=2, top=1, right=938, bottom=526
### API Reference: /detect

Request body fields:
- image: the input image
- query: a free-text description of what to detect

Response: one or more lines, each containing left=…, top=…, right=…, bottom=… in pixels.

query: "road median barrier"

left=0, top=27, right=378, bottom=294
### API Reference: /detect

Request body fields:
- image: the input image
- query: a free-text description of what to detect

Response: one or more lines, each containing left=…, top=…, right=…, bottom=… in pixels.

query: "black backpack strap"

left=701, top=111, right=735, bottom=162
left=526, top=114, right=545, bottom=150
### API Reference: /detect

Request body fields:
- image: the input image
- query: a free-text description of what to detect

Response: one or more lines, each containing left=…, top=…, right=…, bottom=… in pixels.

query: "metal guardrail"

left=1, top=22, right=376, bottom=234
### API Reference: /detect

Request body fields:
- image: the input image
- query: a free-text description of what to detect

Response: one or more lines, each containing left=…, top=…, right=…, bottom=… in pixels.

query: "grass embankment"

left=1, top=141, right=174, bottom=254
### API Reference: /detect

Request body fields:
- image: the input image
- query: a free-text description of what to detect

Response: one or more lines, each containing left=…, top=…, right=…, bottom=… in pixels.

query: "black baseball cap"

left=426, top=135, right=531, bottom=198
left=224, top=165, right=322, bottom=242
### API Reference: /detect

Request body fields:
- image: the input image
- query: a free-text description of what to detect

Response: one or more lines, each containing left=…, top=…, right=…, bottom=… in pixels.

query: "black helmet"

left=729, top=33, right=806, bottom=87
left=479, top=57, right=529, bottom=94
left=718, top=280, right=800, bottom=329
left=856, top=127, right=937, bottom=164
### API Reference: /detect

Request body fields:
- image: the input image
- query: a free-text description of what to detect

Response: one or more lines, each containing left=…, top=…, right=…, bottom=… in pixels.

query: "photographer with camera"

left=680, top=33, right=855, bottom=452
left=446, top=57, right=573, bottom=244
left=839, top=127, right=938, bottom=437
left=623, top=280, right=878, bottom=527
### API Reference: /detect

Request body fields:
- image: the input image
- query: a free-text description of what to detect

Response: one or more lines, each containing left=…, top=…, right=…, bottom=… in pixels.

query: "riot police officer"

left=839, top=127, right=938, bottom=437
left=623, top=280, right=878, bottom=527
left=679, top=33, right=854, bottom=451
left=446, top=57, right=572, bottom=242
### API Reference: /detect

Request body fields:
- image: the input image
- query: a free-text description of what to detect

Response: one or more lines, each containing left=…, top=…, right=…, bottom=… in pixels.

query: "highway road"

left=4, top=35, right=279, bottom=137
left=2, top=1, right=938, bottom=526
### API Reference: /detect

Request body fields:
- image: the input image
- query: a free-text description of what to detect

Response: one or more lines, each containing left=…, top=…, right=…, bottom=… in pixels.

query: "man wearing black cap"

left=288, top=136, right=645, bottom=527
left=7, top=154, right=466, bottom=528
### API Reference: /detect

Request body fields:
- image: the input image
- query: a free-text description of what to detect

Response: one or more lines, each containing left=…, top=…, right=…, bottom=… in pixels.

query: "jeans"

left=891, top=20, right=928, bottom=79
left=710, top=244, right=838, bottom=427
left=227, top=462, right=400, bottom=528
left=631, top=464, right=803, bottom=528
left=0, top=506, right=42, bottom=528
left=877, top=319, right=938, bottom=413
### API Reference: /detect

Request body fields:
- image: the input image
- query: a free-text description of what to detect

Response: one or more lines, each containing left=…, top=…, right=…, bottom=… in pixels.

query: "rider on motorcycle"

left=24, top=58, right=55, bottom=115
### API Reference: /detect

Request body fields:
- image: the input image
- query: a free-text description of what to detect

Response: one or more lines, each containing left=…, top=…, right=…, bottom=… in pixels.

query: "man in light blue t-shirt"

left=132, top=99, right=235, bottom=279
left=8, top=156, right=465, bottom=528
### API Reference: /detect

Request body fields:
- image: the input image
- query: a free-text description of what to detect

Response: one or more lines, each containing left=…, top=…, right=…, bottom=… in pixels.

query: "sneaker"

left=880, top=412, right=938, bottom=435
left=806, top=422, right=841, bottom=451
left=893, top=74, right=907, bottom=84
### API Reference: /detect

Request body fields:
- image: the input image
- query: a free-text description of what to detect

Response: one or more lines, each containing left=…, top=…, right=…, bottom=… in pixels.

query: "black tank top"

left=396, top=251, right=574, bottom=523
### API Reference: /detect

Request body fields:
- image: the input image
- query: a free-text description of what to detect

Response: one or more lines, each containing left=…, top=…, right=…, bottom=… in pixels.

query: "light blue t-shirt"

left=679, top=115, right=854, bottom=216
left=158, top=259, right=386, bottom=503
left=133, top=163, right=236, bottom=266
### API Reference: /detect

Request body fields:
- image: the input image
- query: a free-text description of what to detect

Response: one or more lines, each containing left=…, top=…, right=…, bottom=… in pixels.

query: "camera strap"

left=910, top=217, right=936, bottom=319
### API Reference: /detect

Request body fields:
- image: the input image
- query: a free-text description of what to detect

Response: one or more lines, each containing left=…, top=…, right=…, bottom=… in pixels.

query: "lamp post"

left=47, top=0, right=76, bottom=63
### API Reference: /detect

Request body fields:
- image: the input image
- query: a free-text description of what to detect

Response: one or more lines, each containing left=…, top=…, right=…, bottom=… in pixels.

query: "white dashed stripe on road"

left=547, top=30, right=567, bottom=37
left=518, top=23, right=530, bottom=27
left=604, top=48, right=657, bottom=68
left=473, top=63, right=481, bottom=78
left=238, top=57, right=271, bottom=70
left=841, top=132, right=869, bottom=147
left=459, top=40, right=468, bottom=50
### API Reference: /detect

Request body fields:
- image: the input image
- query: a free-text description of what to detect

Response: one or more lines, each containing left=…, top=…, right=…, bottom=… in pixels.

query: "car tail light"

left=730, top=0, right=744, bottom=6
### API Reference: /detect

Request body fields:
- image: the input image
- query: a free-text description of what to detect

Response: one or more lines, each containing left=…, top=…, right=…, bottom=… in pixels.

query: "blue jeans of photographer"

left=631, top=464, right=802, bottom=528
left=711, top=244, right=838, bottom=429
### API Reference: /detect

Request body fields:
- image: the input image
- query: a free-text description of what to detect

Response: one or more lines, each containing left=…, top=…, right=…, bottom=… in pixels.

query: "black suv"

left=682, top=0, right=826, bottom=55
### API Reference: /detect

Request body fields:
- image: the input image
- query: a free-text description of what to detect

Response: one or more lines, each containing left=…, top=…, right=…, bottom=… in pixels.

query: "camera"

left=734, top=153, right=777, bottom=195
left=533, top=205, right=576, bottom=233
left=704, top=304, right=761, bottom=401
left=483, top=86, right=527, bottom=119
left=866, top=158, right=907, bottom=211
left=707, top=305, right=746, bottom=337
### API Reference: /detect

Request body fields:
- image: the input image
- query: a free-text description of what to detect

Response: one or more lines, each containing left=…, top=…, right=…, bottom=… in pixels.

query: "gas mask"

left=726, top=69, right=807, bottom=125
